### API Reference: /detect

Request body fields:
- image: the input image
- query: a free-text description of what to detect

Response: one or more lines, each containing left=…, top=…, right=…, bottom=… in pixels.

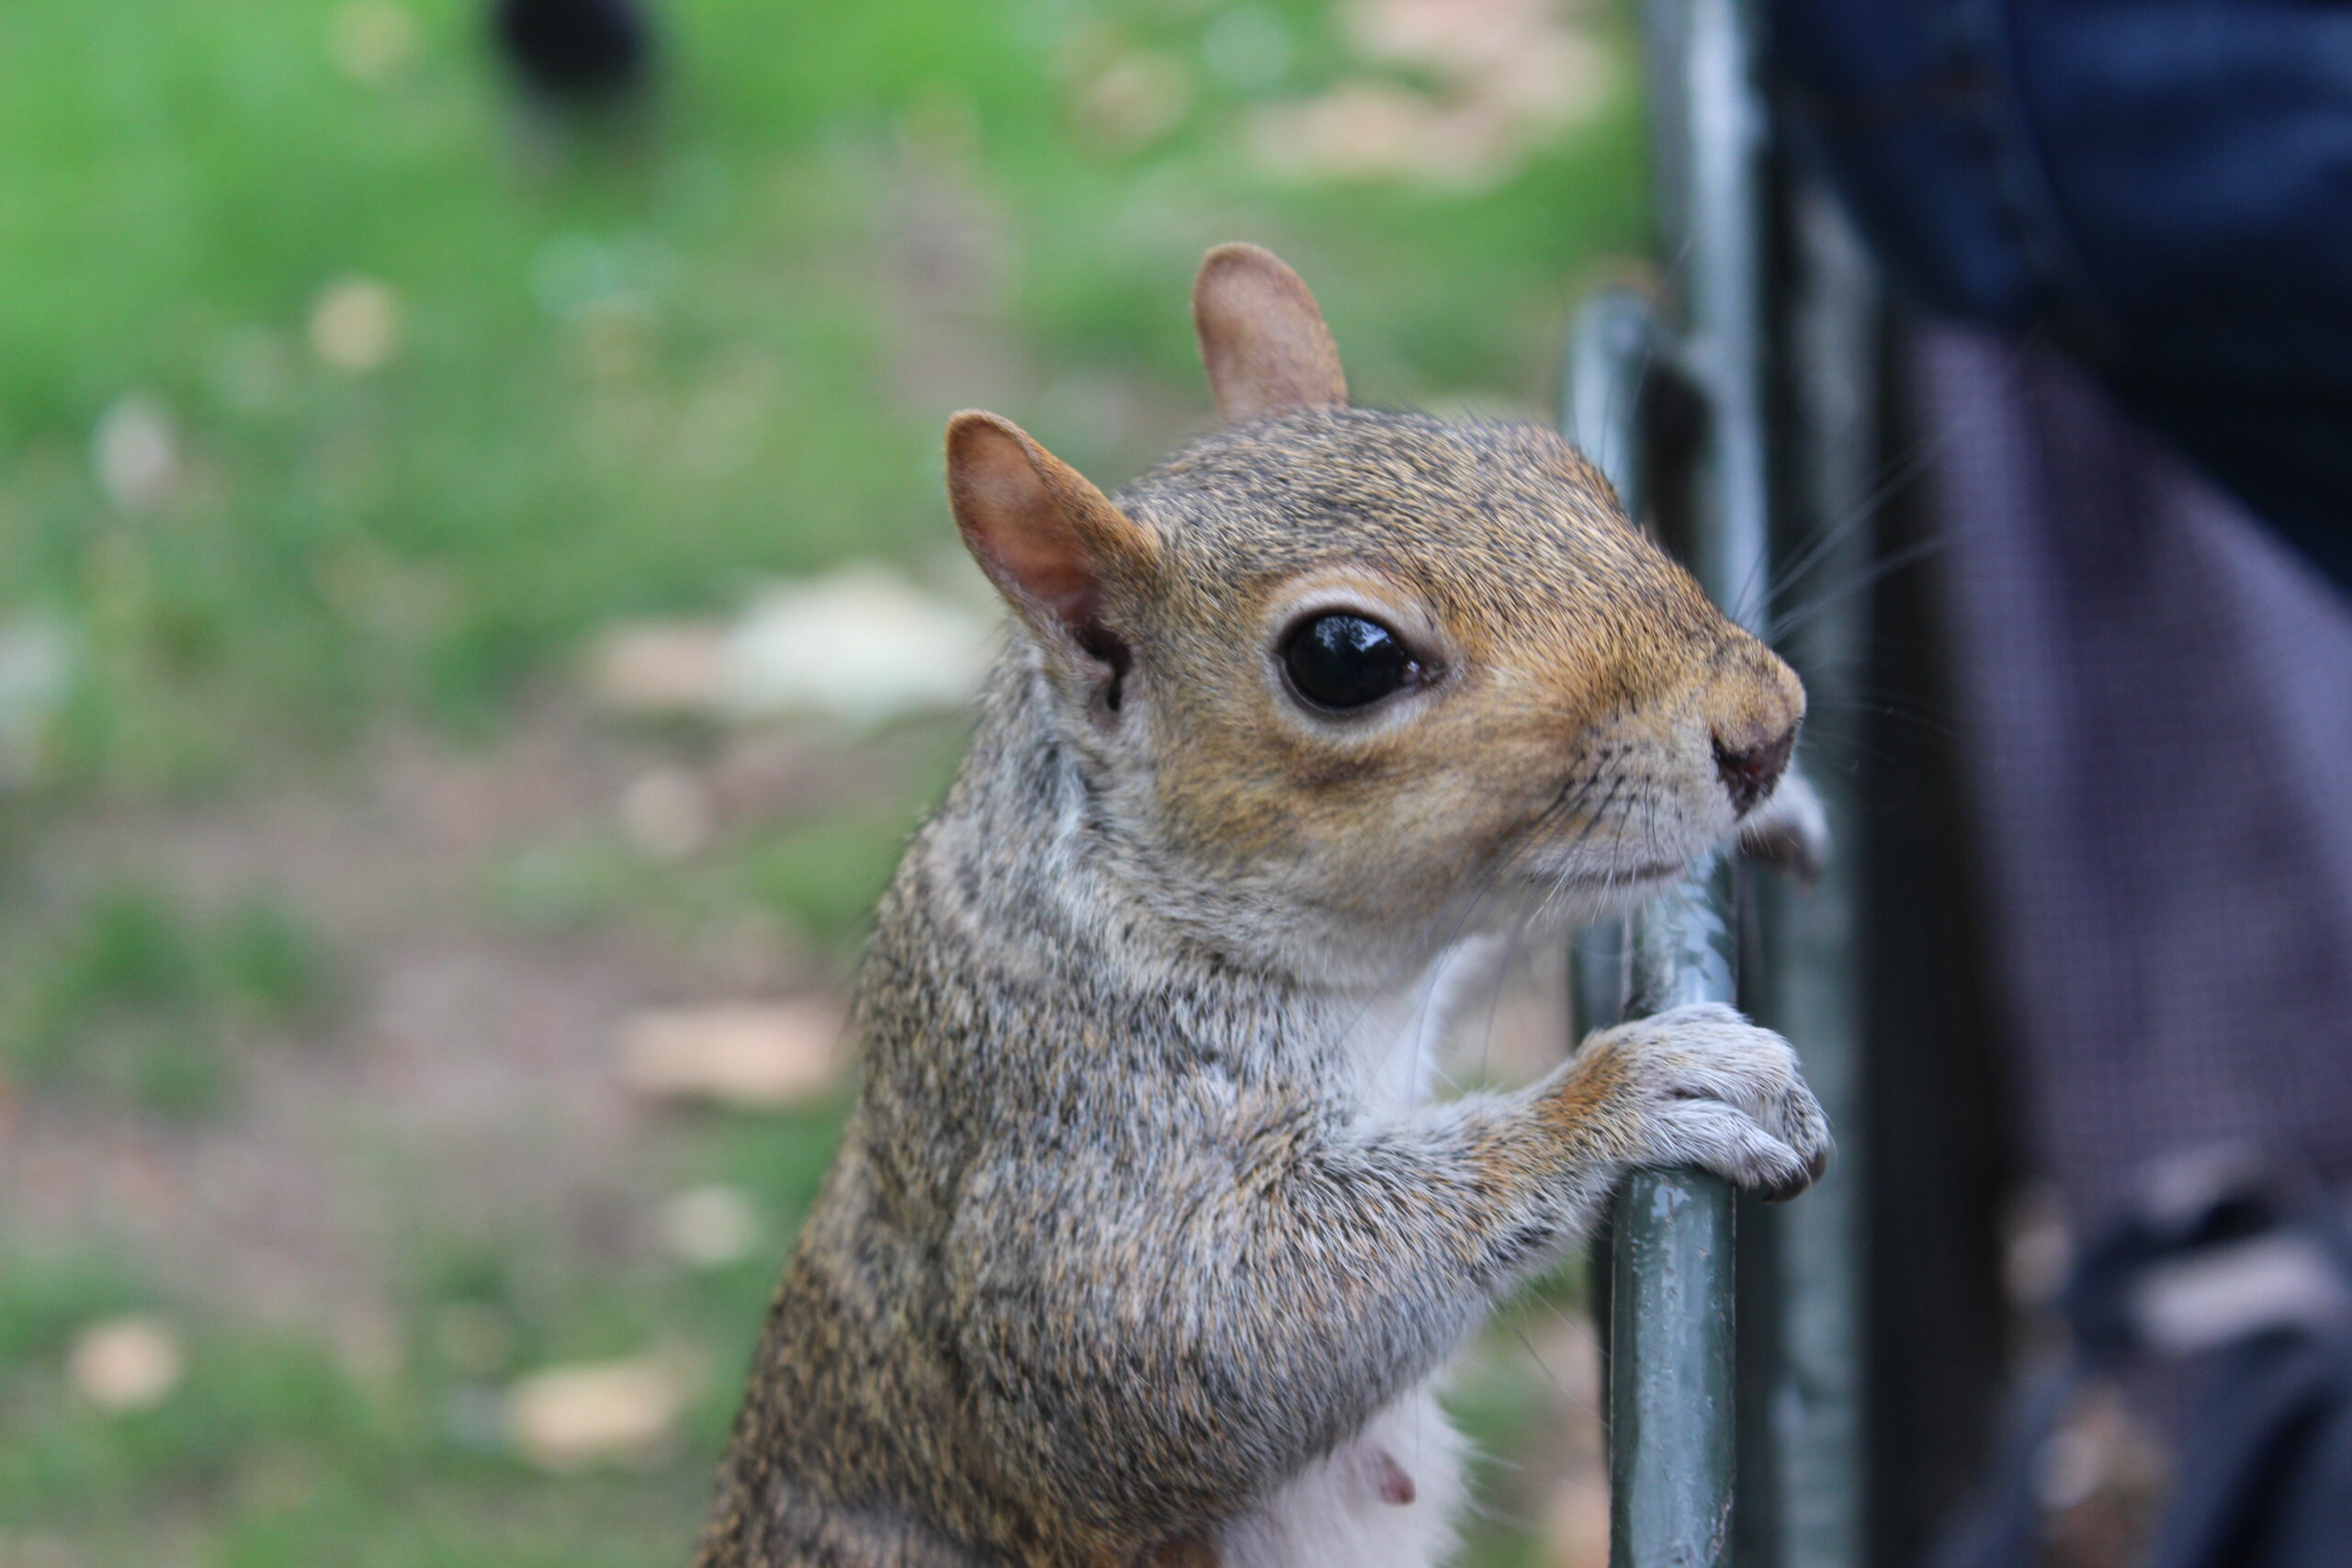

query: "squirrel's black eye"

left=1281, top=613, right=1417, bottom=711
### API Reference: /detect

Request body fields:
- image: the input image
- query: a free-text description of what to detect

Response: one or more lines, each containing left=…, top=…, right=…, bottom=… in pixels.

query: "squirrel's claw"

left=1737, top=766, right=1829, bottom=885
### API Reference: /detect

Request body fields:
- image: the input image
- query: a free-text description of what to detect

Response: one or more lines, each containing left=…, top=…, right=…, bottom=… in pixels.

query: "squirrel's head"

left=946, top=244, right=1802, bottom=973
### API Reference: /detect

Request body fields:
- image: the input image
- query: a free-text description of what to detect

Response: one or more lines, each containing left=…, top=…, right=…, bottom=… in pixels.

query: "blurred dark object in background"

left=1930, top=1155, right=2352, bottom=1568
left=1763, top=3, right=2352, bottom=1562
left=1900, top=321, right=2352, bottom=1568
left=1872, top=305, right=2352, bottom=1568
left=1772, top=0, right=2352, bottom=590
left=1916, top=325, right=2352, bottom=1228
left=492, top=0, right=655, bottom=107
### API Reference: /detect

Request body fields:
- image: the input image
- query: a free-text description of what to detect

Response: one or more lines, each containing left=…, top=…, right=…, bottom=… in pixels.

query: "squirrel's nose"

left=1713, top=722, right=1795, bottom=817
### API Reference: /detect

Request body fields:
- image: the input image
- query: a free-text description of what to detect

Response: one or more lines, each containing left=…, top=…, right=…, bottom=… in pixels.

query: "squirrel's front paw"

left=1564, top=1002, right=1831, bottom=1201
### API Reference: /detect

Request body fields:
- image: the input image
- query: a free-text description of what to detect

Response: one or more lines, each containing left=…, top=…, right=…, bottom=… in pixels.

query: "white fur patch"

left=1216, top=1380, right=1466, bottom=1568
left=1234, top=941, right=1494, bottom=1567
left=1351, top=936, right=1510, bottom=1116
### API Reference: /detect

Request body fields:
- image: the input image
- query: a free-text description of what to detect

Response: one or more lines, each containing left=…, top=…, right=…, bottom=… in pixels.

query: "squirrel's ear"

left=1193, top=243, right=1348, bottom=424
left=945, top=411, right=1157, bottom=657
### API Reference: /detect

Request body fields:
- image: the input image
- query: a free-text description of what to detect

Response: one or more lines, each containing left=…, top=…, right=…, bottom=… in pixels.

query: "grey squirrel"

left=692, top=244, right=1831, bottom=1568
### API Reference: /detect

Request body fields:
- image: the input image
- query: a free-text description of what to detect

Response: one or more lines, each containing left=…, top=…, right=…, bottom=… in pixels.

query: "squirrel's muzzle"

left=1704, top=636, right=1804, bottom=817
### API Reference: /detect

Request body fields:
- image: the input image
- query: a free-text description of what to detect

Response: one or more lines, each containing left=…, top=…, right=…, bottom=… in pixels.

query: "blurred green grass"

left=0, top=0, right=1641, bottom=1562
left=0, top=884, right=333, bottom=1112
left=0, top=0, right=1641, bottom=790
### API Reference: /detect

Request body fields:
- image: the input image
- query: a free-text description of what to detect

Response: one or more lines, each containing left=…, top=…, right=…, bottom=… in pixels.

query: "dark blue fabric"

left=1770, top=0, right=2352, bottom=587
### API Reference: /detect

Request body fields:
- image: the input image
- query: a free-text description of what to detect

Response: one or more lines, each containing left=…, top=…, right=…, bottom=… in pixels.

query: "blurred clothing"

left=2150, top=1314, right=2352, bottom=1568
left=1914, top=323, right=2352, bottom=1226
left=1928, top=1171, right=2352, bottom=1568
left=1774, top=0, right=2352, bottom=587
left=1758, top=4, right=2352, bottom=1555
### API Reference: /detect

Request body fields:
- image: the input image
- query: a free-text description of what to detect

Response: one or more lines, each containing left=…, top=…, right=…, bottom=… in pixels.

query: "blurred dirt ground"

left=5, top=700, right=850, bottom=1334
left=0, top=688, right=1614, bottom=1567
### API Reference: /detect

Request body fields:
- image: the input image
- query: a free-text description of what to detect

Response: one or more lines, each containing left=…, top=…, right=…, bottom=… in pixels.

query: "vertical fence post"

left=1756, top=182, right=1879, bottom=1568
left=1611, top=866, right=1743, bottom=1567
left=1566, top=0, right=1778, bottom=1562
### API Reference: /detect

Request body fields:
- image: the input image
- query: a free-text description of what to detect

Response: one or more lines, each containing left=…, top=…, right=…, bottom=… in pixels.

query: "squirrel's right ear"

left=1193, top=243, right=1348, bottom=424
left=945, top=411, right=1158, bottom=670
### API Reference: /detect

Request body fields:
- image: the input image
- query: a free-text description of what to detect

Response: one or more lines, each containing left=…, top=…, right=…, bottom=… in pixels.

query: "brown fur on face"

left=939, top=244, right=1801, bottom=976
left=1103, top=406, right=1804, bottom=955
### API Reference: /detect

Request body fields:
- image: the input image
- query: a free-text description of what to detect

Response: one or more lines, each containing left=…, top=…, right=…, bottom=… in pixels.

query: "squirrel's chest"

left=1353, top=1014, right=1438, bottom=1117
left=1345, top=938, right=1503, bottom=1117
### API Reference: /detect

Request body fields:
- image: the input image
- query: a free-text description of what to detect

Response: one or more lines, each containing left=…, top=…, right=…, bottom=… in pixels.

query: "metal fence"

left=1565, top=1, right=1880, bottom=1562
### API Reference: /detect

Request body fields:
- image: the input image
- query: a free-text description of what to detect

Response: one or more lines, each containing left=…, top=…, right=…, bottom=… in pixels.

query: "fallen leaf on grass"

left=91, top=395, right=179, bottom=512
left=504, top=1349, right=695, bottom=1472
left=585, top=565, right=990, bottom=728
left=619, top=1000, right=844, bottom=1111
left=330, top=0, right=418, bottom=84
left=310, top=276, right=401, bottom=373
left=619, top=765, right=712, bottom=859
left=660, top=1183, right=763, bottom=1267
left=67, top=1315, right=183, bottom=1413
left=587, top=622, right=730, bottom=713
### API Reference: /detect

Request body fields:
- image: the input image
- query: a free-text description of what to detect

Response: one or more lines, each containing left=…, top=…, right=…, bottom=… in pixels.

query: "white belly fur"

left=1216, top=939, right=1504, bottom=1566
left=1215, top=1379, right=1465, bottom=1568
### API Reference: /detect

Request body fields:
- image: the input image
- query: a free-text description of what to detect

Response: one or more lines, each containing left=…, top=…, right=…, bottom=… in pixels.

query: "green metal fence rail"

left=1564, top=0, right=1873, bottom=1562
left=1611, top=867, right=1744, bottom=1567
left=1758, top=181, right=1879, bottom=1568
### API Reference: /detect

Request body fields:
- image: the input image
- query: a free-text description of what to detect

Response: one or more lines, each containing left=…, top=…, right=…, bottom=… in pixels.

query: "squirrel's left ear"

left=1193, top=243, right=1348, bottom=424
left=945, top=412, right=1158, bottom=673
